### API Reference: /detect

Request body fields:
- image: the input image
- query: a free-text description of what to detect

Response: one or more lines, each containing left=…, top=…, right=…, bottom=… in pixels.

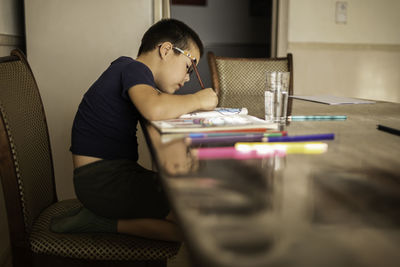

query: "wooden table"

left=144, top=99, right=400, bottom=267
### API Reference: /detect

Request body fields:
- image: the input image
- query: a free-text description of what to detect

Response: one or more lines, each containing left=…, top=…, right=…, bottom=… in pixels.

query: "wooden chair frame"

left=0, top=49, right=178, bottom=267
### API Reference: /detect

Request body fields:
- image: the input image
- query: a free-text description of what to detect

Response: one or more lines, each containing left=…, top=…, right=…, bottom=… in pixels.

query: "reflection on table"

left=144, top=99, right=400, bottom=267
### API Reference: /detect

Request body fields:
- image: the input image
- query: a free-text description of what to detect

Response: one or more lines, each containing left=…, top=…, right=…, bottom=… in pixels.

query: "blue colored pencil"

left=288, top=115, right=347, bottom=121
left=265, top=133, right=334, bottom=142
left=187, top=133, right=334, bottom=145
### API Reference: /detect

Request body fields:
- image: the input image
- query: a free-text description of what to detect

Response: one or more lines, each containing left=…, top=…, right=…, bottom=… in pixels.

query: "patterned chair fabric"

left=207, top=52, right=294, bottom=117
left=0, top=49, right=180, bottom=267
left=31, top=199, right=179, bottom=261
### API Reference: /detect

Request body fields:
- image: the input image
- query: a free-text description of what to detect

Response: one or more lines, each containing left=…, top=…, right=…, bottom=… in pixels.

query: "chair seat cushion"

left=29, top=199, right=180, bottom=261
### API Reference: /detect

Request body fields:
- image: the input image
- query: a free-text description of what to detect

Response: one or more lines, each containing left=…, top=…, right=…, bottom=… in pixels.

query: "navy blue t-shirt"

left=70, top=57, right=156, bottom=161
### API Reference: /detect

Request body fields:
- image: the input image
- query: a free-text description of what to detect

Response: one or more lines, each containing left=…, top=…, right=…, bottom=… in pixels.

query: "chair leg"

left=32, top=253, right=168, bottom=267
left=145, top=260, right=167, bottom=267
left=11, top=246, right=33, bottom=267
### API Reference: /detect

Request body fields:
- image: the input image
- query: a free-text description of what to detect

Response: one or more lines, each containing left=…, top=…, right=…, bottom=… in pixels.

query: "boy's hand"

left=194, top=88, right=218, bottom=111
left=129, top=85, right=218, bottom=120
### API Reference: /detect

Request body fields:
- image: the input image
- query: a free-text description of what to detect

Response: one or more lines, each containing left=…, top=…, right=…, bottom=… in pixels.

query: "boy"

left=50, top=19, right=218, bottom=241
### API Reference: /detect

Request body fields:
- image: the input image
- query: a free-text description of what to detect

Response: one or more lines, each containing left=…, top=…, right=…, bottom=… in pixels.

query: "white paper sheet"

left=179, top=108, right=248, bottom=118
left=290, top=95, right=376, bottom=105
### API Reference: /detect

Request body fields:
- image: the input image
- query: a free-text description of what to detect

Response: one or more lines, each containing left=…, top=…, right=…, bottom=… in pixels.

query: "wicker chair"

left=207, top=52, right=294, bottom=117
left=0, top=49, right=180, bottom=267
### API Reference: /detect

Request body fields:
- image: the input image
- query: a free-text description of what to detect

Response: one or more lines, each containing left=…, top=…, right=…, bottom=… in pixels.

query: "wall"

left=24, top=0, right=155, bottom=200
left=0, top=1, right=24, bottom=266
left=0, top=0, right=24, bottom=55
left=286, top=0, right=400, bottom=103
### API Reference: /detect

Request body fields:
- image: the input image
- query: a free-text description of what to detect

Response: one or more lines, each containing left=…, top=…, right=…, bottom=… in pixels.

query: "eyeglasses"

left=173, top=47, right=195, bottom=75
left=173, top=47, right=205, bottom=89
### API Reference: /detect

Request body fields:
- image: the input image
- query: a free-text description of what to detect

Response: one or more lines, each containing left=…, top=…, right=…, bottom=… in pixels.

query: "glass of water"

left=265, top=72, right=290, bottom=123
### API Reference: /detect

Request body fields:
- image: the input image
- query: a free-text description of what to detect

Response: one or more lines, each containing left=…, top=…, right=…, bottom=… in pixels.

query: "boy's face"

left=157, top=42, right=200, bottom=94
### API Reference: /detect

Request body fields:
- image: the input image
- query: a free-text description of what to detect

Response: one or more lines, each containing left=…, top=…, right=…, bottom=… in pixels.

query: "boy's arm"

left=128, top=84, right=218, bottom=121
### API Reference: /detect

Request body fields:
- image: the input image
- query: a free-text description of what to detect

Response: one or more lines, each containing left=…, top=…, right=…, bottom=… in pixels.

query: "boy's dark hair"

left=137, top=19, right=204, bottom=58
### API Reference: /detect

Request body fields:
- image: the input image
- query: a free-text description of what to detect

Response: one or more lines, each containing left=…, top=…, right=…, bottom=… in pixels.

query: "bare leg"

left=117, top=212, right=182, bottom=242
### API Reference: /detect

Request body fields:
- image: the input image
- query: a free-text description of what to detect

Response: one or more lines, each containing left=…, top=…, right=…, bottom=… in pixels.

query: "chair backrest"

left=0, top=49, right=57, bottom=243
left=208, top=52, right=294, bottom=116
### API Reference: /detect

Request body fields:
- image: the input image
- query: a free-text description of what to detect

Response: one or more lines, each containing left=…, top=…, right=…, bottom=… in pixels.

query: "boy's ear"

left=159, top=42, right=173, bottom=59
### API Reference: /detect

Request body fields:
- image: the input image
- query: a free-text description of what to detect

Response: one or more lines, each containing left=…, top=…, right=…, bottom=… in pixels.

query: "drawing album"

left=151, top=108, right=277, bottom=133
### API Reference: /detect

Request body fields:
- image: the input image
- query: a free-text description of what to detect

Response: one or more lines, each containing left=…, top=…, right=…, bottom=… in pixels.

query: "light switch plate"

left=335, top=1, right=347, bottom=24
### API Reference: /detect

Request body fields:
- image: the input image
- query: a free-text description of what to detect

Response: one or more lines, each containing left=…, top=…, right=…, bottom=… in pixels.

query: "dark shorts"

left=73, top=159, right=170, bottom=219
